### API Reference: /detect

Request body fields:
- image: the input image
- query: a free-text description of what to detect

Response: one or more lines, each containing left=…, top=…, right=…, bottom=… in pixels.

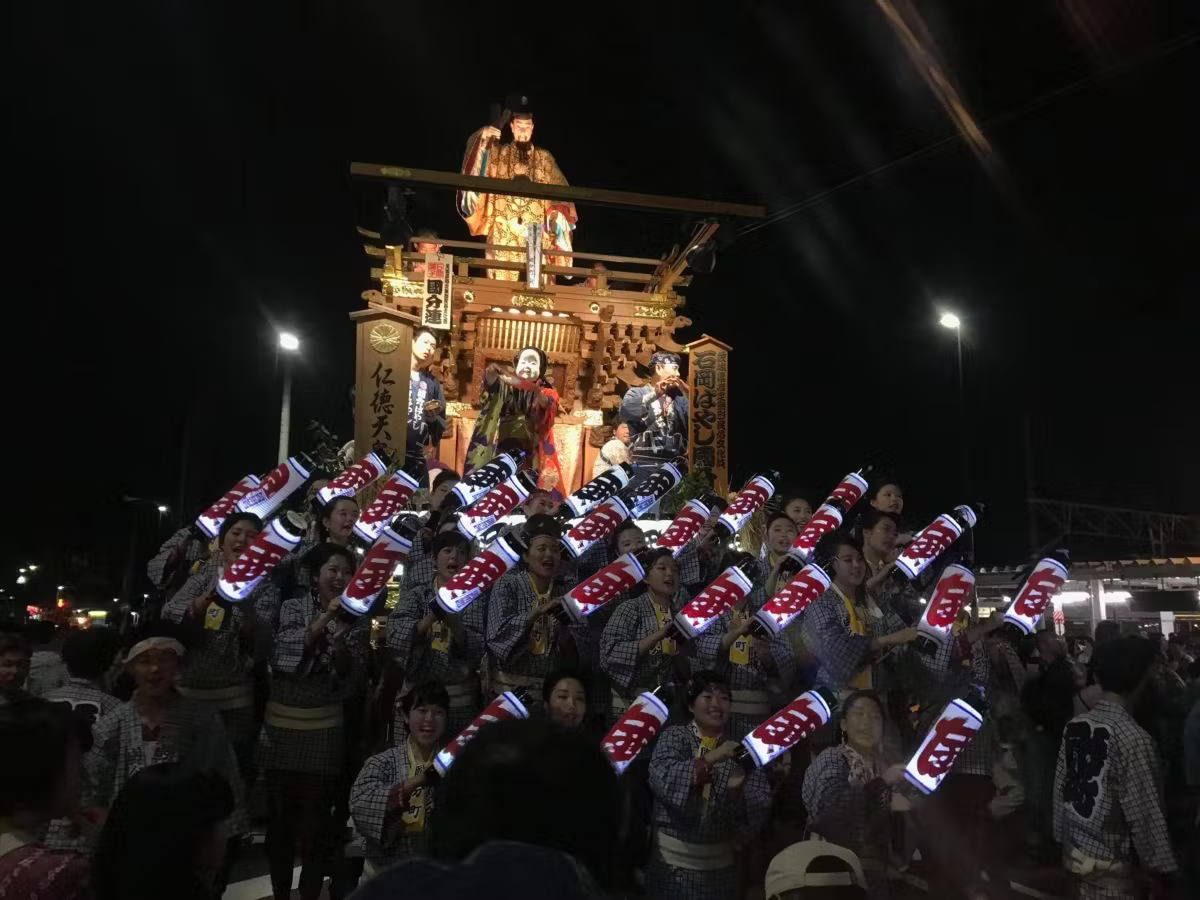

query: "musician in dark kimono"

left=84, top=630, right=247, bottom=846
left=620, top=351, right=690, bottom=463
left=407, top=327, right=447, bottom=477
left=1053, top=637, right=1177, bottom=899
left=485, top=514, right=589, bottom=711
left=386, top=531, right=484, bottom=735
left=697, top=514, right=800, bottom=739
left=646, top=670, right=771, bottom=900
left=160, top=511, right=269, bottom=779
left=601, top=549, right=691, bottom=723
left=350, top=682, right=449, bottom=877
left=259, top=543, right=371, bottom=900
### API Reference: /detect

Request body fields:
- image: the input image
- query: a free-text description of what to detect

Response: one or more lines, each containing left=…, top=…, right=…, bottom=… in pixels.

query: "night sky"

left=7, top=1, right=1197, bottom=608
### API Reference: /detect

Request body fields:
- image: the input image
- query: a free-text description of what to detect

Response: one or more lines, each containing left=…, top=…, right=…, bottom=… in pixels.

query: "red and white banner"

left=754, top=563, right=832, bottom=635
left=601, top=691, right=670, bottom=775
left=673, top=565, right=754, bottom=639
left=788, top=504, right=843, bottom=563
left=452, top=453, right=519, bottom=509
left=433, top=691, right=529, bottom=776
left=741, top=690, right=834, bottom=768
left=655, top=499, right=711, bottom=557
left=562, top=464, right=632, bottom=518
left=196, top=474, right=261, bottom=539
left=353, top=470, right=420, bottom=546
left=235, top=456, right=313, bottom=522
left=317, top=452, right=388, bottom=506
left=458, top=471, right=536, bottom=540
left=917, top=564, right=976, bottom=643
left=340, top=521, right=414, bottom=616
left=561, top=496, right=631, bottom=559
left=895, top=508, right=974, bottom=580
left=904, top=698, right=984, bottom=795
left=436, top=533, right=522, bottom=614
left=717, top=474, right=776, bottom=537
left=827, top=471, right=869, bottom=509
left=562, top=552, right=645, bottom=622
left=217, top=517, right=304, bottom=603
left=1003, top=557, right=1070, bottom=635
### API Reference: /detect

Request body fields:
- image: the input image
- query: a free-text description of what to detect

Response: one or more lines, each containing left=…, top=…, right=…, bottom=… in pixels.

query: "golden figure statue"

left=457, top=95, right=577, bottom=282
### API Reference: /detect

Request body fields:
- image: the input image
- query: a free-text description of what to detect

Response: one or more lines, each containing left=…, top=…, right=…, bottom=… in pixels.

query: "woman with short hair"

left=646, top=670, right=772, bottom=900
left=350, top=682, right=450, bottom=876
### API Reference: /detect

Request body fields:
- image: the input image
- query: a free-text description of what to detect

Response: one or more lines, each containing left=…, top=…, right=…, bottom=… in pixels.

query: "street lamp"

left=156, top=504, right=169, bottom=513
left=16, top=575, right=27, bottom=585
left=938, top=309, right=969, bottom=497
left=277, top=332, right=301, bottom=463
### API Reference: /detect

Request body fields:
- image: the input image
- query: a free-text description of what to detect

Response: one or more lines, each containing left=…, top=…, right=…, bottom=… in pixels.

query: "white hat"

left=764, top=840, right=867, bottom=898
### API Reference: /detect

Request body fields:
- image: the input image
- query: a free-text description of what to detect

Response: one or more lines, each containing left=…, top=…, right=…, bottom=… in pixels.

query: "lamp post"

left=277, top=332, right=301, bottom=463
left=939, top=311, right=970, bottom=498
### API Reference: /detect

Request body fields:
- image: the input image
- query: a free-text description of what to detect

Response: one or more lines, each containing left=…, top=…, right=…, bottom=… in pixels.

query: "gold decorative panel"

left=476, top=316, right=581, bottom=355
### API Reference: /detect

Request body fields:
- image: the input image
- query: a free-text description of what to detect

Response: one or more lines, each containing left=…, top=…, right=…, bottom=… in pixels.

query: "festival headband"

left=125, top=637, right=185, bottom=663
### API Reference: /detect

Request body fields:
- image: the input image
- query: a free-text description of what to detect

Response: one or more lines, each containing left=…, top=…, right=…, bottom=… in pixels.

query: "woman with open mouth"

left=259, top=543, right=371, bottom=900
left=386, top=530, right=484, bottom=736
left=350, top=681, right=449, bottom=878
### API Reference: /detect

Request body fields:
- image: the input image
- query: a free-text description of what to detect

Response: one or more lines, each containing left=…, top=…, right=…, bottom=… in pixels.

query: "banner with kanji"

left=421, top=252, right=453, bottom=330
left=685, top=335, right=731, bottom=495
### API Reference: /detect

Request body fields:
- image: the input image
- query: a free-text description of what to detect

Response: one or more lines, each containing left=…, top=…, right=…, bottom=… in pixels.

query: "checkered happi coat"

left=646, top=724, right=772, bottom=900
left=86, top=695, right=248, bottom=836
left=695, top=586, right=799, bottom=740
left=350, top=745, right=432, bottom=871
left=386, top=579, right=485, bottom=733
left=600, top=590, right=691, bottom=704
left=258, top=591, right=371, bottom=775
left=1053, top=699, right=1176, bottom=898
left=486, top=566, right=594, bottom=708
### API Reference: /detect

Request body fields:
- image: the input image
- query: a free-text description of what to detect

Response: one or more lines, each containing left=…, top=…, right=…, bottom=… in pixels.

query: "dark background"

left=5, top=1, right=1197, bottom=609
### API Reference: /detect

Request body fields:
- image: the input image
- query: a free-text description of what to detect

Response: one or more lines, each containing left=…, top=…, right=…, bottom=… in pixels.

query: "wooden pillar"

left=351, top=307, right=420, bottom=464
left=685, top=334, right=733, bottom=495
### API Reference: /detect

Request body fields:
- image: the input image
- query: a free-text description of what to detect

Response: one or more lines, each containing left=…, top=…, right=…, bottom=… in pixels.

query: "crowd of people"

left=2, top=468, right=1199, bottom=900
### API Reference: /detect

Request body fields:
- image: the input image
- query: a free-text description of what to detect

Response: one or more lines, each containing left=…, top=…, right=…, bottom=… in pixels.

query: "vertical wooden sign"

left=685, top=334, right=732, bottom=495
left=351, top=307, right=421, bottom=463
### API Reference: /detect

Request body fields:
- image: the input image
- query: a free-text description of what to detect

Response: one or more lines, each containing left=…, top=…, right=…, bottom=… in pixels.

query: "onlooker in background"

left=0, top=698, right=92, bottom=900
left=25, top=621, right=70, bottom=697
left=1053, top=636, right=1178, bottom=898
left=92, top=763, right=234, bottom=900
left=45, top=629, right=122, bottom=727
left=0, top=631, right=32, bottom=704
left=85, top=624, right=247, bottom=852
left=764, top=840, right=870, bottom=899
left=1023, top=630, right=1078, bottom=851
left=592, top=423, right=632, bottom=478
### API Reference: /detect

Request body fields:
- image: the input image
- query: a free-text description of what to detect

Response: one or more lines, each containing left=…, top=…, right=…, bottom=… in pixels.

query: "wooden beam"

left=350, top=162, right=766, bottom=219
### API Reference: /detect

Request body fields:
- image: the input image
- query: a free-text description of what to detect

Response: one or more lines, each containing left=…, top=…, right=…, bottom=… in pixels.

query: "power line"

left=737, top=29, right=1199, bottom=241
